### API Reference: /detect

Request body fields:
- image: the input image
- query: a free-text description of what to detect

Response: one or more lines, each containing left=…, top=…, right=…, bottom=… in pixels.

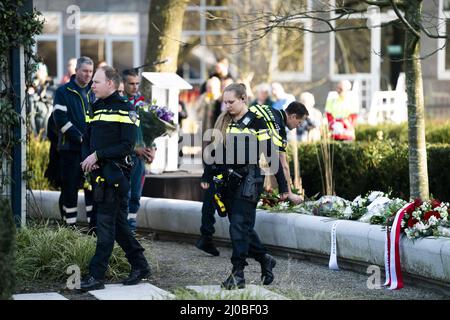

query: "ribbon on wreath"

left=328, top=221, right=341, bottom=270
left=383, top=202, right=415, bottom=290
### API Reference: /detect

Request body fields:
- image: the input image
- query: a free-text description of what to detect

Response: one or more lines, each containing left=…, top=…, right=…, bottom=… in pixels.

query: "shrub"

left=293, top=141, right=450, bottom=201
left=355, top=121, right=450, bottom=144
left=15, top=223, right=130, bottom=285
left=27, top=132, right=52, bottom=190
left=0, top=198, right=16, bottom=300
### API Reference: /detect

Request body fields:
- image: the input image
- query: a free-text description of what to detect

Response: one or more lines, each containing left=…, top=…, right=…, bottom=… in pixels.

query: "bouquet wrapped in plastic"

left=140, top=104, right=176, bottom=147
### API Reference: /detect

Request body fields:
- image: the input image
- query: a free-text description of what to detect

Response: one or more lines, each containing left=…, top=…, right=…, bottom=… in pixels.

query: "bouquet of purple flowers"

left=140, top=104, right=176, bottom=147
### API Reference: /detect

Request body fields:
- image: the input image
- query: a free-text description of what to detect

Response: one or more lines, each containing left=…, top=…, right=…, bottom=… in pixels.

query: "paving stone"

left=185, top=284, right=289, bottom=300
left=13, top=292, right=68, bottom=300
left=89, top=283, right=175, bottom=300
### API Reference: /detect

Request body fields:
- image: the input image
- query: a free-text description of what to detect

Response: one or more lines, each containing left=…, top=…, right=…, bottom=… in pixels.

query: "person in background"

left=271, top=82, right=295, bottom=111
left=60, top=58, right=77, bottom=85
left=122, top=68, right=155, bottom=234
left=297, top=92, right=322, bottom=142
left=325, top=80, right=359, bottom=141
left=250, top=83, right=274, bottom=108
left=53, top=56, right=95, bottom=230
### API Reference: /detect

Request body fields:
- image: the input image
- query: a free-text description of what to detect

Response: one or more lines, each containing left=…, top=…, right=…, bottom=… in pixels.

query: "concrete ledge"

left=29, top=190, right=450, bottom=287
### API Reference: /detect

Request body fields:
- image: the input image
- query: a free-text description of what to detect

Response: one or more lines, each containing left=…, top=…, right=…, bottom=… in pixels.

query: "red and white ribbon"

left=384, top=202, right=415, bottom=290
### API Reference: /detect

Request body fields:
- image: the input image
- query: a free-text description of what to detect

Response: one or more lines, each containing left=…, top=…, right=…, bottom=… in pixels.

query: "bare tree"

left=231, top=0, right=449, bottom=200
left=141, top=0, right=189, bottom=97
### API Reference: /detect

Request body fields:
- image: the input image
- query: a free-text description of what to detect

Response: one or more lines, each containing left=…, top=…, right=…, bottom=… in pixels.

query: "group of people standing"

left=42, top=53, right=359, bottom=292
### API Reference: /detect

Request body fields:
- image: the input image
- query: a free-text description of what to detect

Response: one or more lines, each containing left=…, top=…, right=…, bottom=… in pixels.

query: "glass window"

left=446, top=19, right=450, bottom=70
left=108, top=15, right=139, bottom=35
left=112, top=41, right=134, bottom=71
left=444, top=0, right=450, bottom=10
left=277, top=28, right=304, bottom=72
left=334, top=19, right=370, bottom=74
left=205, top=10, right=231, bottom=31
left=80, top=39, right=106, bottom=67
left=37, top=40, right=57, bottom=78
left=79, top=14, right=107, bottom=35
left=40, top=13, right=60, bottom=34
left=183, top=10, right=201, bottom=31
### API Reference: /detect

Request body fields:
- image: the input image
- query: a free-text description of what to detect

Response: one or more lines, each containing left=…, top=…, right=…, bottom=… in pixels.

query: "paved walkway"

left=14, top=237, right=450, bottom=300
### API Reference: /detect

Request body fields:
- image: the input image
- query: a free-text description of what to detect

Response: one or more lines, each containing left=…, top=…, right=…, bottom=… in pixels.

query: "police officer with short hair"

left=202, top=83, right=289, bottom=289
left=80, top=66, right=150, bottom=291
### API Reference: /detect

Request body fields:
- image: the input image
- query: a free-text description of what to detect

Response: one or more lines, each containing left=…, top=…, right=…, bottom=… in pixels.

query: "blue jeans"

left=127, top=155, right=146, bottom=232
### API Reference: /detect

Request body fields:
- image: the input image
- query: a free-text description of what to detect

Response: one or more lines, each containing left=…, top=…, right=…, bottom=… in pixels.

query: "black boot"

left=195, top=236, right=220, bottom=256
left=221, top=267, right=245, bottom=290
left=122, top=267, right=151, bottom=286
left=80, top=275, right=104, bottom=291
left=258, top=254, right=276, bottom=285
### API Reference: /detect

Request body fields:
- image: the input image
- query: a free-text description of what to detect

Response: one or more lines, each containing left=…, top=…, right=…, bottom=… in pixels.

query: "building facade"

left=34, top=0, right=450, bottom=116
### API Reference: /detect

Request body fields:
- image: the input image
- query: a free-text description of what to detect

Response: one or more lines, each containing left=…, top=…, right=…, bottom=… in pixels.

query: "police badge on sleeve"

left=129, top=110, right=138, bottom=123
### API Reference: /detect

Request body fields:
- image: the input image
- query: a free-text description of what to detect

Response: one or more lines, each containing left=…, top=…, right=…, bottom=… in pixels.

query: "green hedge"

left=355, top=122, right=450, bottom=143
left=293, top=141, right=450, bottom=201
left=0, top=198, right=16, bottom=300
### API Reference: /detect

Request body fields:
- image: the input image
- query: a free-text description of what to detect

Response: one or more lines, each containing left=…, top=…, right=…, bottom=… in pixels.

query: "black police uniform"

left=53, top=74, right=95, bottom=226
left=197, top=105, right=288, bottom=256
left=203, top=110, right=288, bottom=289
left=81, top=91, right=150, bottom=287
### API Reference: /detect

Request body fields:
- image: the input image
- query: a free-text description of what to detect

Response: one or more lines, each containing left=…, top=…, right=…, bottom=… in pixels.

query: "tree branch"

left=389, top=0, right=421, bottom=38
left=419, top=23, right=449, bottom=39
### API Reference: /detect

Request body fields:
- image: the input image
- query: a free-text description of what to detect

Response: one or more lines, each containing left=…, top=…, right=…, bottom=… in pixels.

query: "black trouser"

left=89, top=184, right=149, bottom=280
left=226, top=194, right=266, bottom=269
left=200, top=184, right=216, bottom=239
left=59, top=150, right=94, bottom=225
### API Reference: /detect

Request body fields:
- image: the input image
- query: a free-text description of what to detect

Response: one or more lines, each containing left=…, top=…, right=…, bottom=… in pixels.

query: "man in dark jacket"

left=79, top=66, right=151, bottom=291
left=53, top=56, right=95, bottom=229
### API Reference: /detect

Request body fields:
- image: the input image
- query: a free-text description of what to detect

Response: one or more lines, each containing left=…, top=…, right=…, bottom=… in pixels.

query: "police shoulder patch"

left=129, top=110, right=138, bottom=123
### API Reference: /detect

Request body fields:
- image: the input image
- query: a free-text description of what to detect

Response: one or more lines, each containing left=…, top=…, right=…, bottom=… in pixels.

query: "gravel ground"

left=141, top=236, right=448, bottom=300
left=18, top=233, right=449, bottom=300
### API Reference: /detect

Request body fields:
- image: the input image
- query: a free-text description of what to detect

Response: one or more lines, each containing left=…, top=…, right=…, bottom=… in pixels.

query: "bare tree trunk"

left=141, top=0, right=189, bottom=97
left=404, top=0, right=429, bottom=200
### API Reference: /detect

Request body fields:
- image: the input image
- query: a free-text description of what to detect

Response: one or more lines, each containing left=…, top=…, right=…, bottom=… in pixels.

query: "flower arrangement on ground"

left=395, top=198, right=450, bottom=239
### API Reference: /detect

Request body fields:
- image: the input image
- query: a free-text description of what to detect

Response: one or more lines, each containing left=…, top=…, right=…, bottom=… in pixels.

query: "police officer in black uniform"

left=202, top=83, right=289, bottom=289
left=196, top=102, right=308, bottom=257
left=80, top=66, right=150, bottom=291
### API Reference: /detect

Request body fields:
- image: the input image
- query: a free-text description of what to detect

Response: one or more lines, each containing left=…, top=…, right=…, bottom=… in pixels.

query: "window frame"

left=75, top=12, right=140, bottom=70
left=34, top=11, right=63, bottom=82
left=182, top=1, right=231, bottom=85
left=437, top=0, right=450, bottom=80
left=271, top=0, right=312, bottom=83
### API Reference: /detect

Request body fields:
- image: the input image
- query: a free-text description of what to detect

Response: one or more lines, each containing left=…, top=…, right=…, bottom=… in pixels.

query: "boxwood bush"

left=293, top=141, right=450, bottom=201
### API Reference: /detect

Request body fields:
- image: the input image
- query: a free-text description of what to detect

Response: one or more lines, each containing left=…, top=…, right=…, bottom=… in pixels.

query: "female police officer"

left=201, top=83, right=288, bottom=289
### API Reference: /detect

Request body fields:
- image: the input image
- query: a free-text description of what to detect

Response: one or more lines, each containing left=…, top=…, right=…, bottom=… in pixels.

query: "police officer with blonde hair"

left=80, top=66, right=150, bottom=291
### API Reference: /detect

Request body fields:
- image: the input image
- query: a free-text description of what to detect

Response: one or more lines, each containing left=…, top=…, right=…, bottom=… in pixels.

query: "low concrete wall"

left=29, top=190, right=450, bottom=286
